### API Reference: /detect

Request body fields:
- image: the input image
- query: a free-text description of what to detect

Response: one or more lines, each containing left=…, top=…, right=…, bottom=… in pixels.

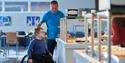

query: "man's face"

left=51, top=4, right=58, bottom=13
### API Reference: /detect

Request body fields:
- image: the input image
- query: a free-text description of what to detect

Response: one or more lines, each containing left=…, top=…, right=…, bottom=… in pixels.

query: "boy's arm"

left=28, top=40, right=34, bottom=59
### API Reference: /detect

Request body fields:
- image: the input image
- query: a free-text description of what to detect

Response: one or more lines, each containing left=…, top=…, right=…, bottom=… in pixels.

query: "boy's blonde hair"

left=34, top=27, right=43, bottom=36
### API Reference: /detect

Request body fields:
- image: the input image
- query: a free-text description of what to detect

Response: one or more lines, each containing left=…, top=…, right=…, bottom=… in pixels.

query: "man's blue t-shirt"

left=41, top=10, right=64, bottom=40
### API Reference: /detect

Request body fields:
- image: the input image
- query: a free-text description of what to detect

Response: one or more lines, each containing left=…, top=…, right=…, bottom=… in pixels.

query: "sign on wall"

left=99, top=0, right=111, bottom=10
left=0, top=16, right=11, bottom=26
left=26, top=16, right=40, bottom=26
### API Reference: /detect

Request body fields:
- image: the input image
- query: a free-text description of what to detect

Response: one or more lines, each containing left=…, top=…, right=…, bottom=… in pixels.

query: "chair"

left=17, top=31, right=27, bottom=47
left=0, top=33, right=7, bottom=56
left=6, top=32, right=18, bottom=56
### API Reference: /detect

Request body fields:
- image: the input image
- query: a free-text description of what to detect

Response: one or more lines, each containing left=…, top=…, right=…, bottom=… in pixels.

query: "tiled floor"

left=0, top=47, right=27, bottom=63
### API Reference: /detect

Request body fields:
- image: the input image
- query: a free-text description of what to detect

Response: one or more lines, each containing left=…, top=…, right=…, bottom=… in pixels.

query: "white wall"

left=58, top=0, right=95, bottom=14
left=0, top=12, right=47, bottom=33
left=111, top=0, right=125, bottom=5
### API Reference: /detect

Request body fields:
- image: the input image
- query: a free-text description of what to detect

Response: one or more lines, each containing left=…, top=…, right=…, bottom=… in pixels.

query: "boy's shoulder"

left=30, top=39, right=36, bottom=43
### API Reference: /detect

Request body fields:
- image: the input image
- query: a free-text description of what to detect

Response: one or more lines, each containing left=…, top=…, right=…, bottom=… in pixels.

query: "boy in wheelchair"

left=27, top=27, right=54, bottom=63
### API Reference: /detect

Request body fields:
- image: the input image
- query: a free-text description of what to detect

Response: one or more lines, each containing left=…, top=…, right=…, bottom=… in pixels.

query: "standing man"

left=37, top=0, right=65, bottom=55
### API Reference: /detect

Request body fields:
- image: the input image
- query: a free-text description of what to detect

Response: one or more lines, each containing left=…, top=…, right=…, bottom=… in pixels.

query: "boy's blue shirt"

left=28, top=39, right=47, bottom=59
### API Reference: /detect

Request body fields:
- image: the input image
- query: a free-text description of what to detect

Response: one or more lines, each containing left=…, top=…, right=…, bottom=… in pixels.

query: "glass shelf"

left=31, top=2, right=50, bottom=11
left=5, top=2, right=28, bottom=12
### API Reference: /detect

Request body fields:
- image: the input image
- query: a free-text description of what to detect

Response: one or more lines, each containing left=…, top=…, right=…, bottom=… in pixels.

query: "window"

left=1, top=1, right=51, bottom=12
left=5, top=2, right=28, bottom=12
left=0, top=2, right=2, bottom=11
left=31, top=2, right=50, bottom=11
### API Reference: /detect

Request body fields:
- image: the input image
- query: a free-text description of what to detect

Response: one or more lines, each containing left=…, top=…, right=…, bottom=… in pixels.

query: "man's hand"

left=28, top=59, right=33, bottom=63
left=37, top=23, right=42, bottom=28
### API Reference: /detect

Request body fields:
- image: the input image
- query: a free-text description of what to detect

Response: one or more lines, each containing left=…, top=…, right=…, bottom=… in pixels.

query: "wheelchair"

left=21, top=54, right=28, bottom=63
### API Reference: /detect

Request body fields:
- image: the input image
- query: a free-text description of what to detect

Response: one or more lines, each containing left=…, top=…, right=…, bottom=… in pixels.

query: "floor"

left=0, top=47, right=27, bottom=63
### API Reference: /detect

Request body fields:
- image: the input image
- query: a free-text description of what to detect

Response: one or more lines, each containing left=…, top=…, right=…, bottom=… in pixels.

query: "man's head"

left=51, top=0, right=58, bottom=13
left=34, top=27, right=46, bottom=39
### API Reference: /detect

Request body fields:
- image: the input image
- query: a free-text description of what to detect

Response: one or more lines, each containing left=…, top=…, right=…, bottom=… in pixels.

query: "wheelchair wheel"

left=21, top=54, right=28, bottom=63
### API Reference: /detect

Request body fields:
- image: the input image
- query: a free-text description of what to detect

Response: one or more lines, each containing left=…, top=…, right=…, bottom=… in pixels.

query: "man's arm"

left=37, top=13, right=47, bottom=28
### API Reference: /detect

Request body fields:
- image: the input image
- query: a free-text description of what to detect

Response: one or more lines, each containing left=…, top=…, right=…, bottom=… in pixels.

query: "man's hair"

left=34, top=27, right=43, bottom=35
left=51, top=0, right=58, bottom=5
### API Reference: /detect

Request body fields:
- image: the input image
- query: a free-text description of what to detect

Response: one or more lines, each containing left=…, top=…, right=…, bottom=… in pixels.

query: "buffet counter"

left=74, top=50, right=107, bottom=63
left=73, top=46, right=125, bottom=63
left=54, top=38, right=85, bottom=63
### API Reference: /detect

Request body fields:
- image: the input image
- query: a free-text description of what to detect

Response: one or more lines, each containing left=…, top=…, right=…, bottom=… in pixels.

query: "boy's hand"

left=28, top=59, right=33, bottom=63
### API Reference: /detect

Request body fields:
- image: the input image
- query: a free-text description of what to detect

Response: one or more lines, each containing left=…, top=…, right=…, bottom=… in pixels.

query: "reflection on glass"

left=5, top=2, right=28, bottom=12
left=31, top=2, right=50, bottom=11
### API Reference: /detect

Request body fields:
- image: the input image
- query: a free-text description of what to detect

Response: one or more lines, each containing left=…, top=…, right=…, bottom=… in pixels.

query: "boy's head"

left=34, top=27, right=46, bottom=39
